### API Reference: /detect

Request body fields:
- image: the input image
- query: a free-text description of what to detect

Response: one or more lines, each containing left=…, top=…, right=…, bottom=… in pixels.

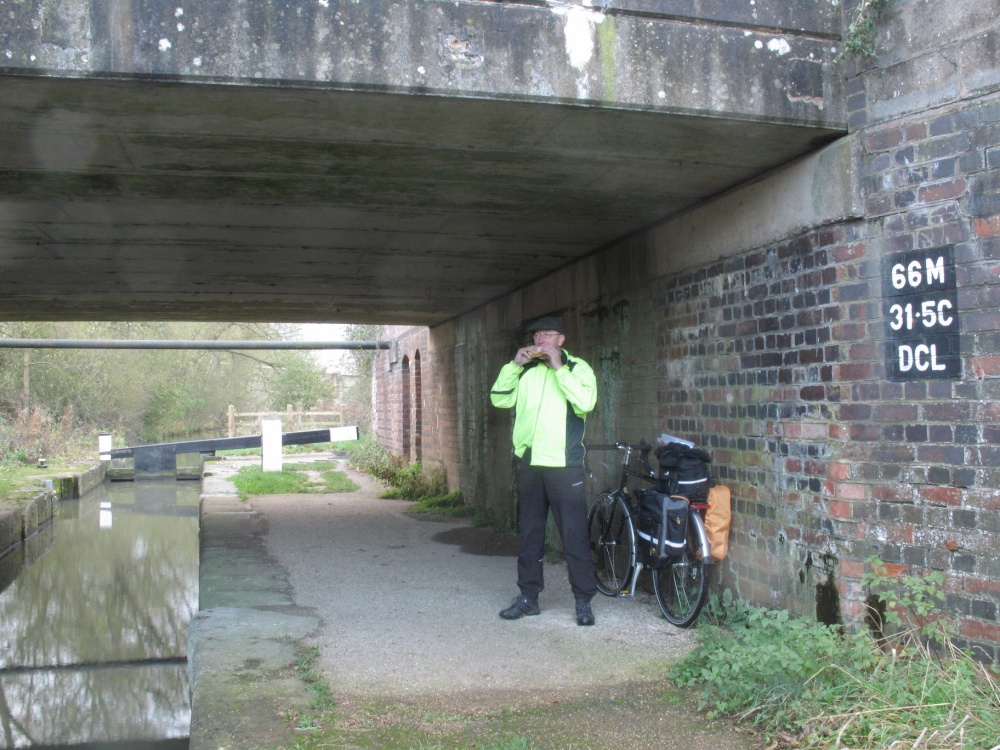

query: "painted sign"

left=883, top=246, right=960, bottom=381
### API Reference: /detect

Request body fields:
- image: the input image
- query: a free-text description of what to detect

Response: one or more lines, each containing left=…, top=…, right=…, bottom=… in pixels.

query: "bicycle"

left=586, top=441, right=711, bottom=628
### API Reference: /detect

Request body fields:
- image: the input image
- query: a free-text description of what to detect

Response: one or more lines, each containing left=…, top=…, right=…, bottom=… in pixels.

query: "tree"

left=263, top=353, right=335, bottom=411
left=0, top=321, right=306, bottom=459
left=341, top=324, right=381, bottom=433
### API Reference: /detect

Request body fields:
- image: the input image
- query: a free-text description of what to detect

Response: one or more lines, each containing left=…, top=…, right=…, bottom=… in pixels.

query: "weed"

left=410, top=491, right=468, bottom=516
left=671, top=589, right=1000, bottom=748
left=702, top=587, right=754, bottom=628
left=862, top=555, right=955, bottom=644
left=841, top=0, right=893, bottom=60
left=295, top=646, right=336, bottom=713
left=347, top=437, right=447, bottom=499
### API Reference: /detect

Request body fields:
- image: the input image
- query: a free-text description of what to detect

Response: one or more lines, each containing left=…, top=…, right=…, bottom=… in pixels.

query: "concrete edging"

left=188, top=463, right=320, bottom=750
left=0, top=462, right=107, bottom=558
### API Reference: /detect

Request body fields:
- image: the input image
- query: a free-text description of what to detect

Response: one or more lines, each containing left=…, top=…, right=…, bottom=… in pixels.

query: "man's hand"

left=514, top=345, right=561, bottom=369
left=513, top=346, right=537, bottom=366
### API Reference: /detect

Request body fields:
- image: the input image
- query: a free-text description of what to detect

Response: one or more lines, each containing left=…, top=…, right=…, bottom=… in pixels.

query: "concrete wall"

left=375, top=0, right=1000, bottom=660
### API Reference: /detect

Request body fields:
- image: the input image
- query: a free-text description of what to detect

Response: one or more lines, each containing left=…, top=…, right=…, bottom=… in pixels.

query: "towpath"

left=190, top=455, right=760, bottom=749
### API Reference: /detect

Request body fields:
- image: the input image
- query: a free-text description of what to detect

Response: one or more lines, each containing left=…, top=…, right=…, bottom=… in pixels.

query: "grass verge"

left=670, top=589, right=1000, bottom=749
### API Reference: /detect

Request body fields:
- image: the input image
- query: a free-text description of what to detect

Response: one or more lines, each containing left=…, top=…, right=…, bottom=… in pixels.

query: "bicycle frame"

left=587, top=441, right=712, bottom=599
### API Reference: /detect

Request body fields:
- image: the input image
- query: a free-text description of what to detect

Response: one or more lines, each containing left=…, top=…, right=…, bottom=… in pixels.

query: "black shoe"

left=576, top=600, right=595, bottom=626
left=500, top=595, right=540, bottom=620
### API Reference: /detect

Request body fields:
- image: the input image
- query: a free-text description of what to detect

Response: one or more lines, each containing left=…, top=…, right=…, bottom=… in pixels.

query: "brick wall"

left=655, top=227, right=857, bottom=619
left=374, top=326, right=432, bottom=462
left=839, top=0, right=1000, bottom=660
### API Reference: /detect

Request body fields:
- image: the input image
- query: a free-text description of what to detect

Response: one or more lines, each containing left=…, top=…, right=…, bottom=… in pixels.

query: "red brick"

left=917, top=178, right=967, bottom=203
left=873, top=484, right=917, bottom=503
left=960, top=618, right=1000, bottom=643
left=841, top=559, right=865, bottom=578
left=918, top=486, right=962, bottom=506
left=970, top=357, right=1000, bottom=377
left=836, top=483, right=867, bottom=499
left=829, top=499, right=854, bottom=517
left=874, top=561, right=909, bottom=578
left=829, top=462, right=851, bottom=480
left=832, top=243, right=866, bottom=261
left=973, top=216, right=1000, bottom=237
left=886, top=523, right=914, bottom=543
left=839, top=362, right=873, bottom=380
left=965, top=578, right=1000, bottom=596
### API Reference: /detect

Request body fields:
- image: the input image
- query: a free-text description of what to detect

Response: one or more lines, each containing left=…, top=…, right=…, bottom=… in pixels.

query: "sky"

left=295, top=323, right=348, bottom=370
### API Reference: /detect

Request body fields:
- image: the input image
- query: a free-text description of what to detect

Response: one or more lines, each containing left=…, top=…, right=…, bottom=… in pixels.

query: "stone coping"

left=189, top=462, right=319, bottom=750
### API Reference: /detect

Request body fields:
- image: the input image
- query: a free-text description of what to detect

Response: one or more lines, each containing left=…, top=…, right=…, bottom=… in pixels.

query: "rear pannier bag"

left=655, top=442, right=711, bottom=499
left=705, top=484, right=732, bottom=561
left=636, top=490, right=689, bottom=568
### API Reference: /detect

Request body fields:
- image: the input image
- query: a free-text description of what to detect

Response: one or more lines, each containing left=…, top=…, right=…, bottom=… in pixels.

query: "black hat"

left=526, top=316, right=565, bottom=333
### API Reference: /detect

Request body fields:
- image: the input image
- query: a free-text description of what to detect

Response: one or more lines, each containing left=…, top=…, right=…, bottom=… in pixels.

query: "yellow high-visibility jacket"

left=490, top=350, right=597, bottom=468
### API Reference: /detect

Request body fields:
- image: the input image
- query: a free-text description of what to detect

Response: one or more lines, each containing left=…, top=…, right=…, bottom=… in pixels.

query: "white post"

left=98, top=433, right=112, bottom=461
left=261, top=419, right=283, bottom=472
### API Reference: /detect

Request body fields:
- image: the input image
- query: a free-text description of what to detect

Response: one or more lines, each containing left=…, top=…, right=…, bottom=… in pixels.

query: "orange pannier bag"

left=705, top=484, right=731, bottom=561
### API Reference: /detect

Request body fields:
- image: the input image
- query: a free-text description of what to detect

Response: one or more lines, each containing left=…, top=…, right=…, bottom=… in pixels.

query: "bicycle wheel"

left=652, top=511, right=709, bottom=627
left=588, top=491, right=635, bottom=596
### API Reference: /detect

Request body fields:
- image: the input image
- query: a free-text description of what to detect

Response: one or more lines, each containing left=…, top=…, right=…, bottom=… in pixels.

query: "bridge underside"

left=0, top=0, right=845, bottom=327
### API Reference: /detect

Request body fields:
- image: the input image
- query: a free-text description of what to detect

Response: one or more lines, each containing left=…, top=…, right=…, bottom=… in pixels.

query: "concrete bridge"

left=0, top=0, right=843, bottom=325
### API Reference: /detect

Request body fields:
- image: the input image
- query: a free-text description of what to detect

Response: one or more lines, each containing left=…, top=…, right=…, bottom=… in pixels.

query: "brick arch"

left=413, top=349, right=422, bottom=462
left=400, top=354, right=411, bottom=459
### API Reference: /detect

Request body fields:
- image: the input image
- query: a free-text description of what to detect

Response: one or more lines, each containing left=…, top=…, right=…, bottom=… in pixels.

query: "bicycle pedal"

left=618, top=589, right=630, bottom=596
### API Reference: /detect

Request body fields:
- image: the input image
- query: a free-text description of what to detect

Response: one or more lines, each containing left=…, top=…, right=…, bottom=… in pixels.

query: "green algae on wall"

left=597, top=15, right=617, bottom=102
left=595, top=345, right=623, bottom=444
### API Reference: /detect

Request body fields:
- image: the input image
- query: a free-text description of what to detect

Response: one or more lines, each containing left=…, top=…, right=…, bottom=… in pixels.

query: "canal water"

left=0, top=478, right=199, bottom=749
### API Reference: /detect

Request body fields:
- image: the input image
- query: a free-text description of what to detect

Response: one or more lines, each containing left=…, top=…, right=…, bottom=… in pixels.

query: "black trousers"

left=516, top=456, right=598, bottom=601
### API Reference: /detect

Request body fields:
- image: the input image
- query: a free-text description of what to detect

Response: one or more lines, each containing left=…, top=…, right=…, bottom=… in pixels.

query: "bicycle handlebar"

left=585, top=440, right=655, bottom=474
left=585, top=441, right=649, bottom=452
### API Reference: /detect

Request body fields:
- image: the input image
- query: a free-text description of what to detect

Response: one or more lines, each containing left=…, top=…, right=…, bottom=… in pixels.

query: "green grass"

left=286, top=461, right=340, bottom=472
left=0, top=459, right=89, bottom=501
left=232, top=466, right=313, bottom=499
left=317, top=470, right=359, bottom=493
left=231, top=463, right=359, bottom=500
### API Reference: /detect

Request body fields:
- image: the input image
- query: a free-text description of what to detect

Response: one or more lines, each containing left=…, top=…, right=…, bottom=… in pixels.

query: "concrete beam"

left=651, top=134, right=863, bottom=276
left=1, top=0, right=843, bottom=124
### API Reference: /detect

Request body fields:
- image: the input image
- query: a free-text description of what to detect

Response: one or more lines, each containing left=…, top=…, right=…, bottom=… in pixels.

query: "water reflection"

left=0, top=479, right=199, bottom=748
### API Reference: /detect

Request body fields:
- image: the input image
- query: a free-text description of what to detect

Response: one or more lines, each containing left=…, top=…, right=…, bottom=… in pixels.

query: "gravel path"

left=249, top=458, right=760, bottom=748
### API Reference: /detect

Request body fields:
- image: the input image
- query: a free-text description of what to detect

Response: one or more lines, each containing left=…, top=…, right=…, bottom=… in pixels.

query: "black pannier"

left=655, top=442, right=711, bottom=499
left=636, top=489, right=689, bottom=568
